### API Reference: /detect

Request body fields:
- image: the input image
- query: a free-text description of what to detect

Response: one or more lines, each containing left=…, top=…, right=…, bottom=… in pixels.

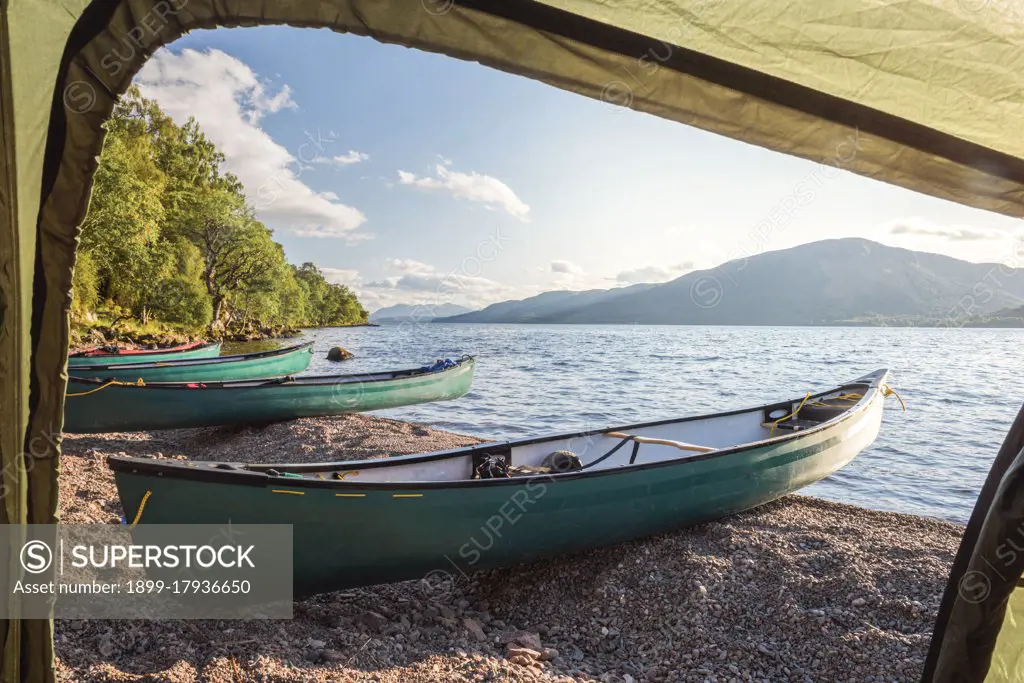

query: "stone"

left=463, top=618, right=487, bottom=642
left=359, top=610, right=389, bottom=631
left=327, top=346, right=353, bottom=361
left=500, top=629, right=543, bottom=651
left=97, top=635, right=115, bottom=658
left=506, top=645, right=542, bottom=660
left=539, top=647, right=559, bottom=661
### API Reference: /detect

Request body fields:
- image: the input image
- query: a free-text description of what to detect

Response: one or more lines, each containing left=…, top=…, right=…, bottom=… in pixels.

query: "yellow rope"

left=128, top=490, right=152, bottom=528
left=811, top=392, right=863, bottom=403
left=882, top=384, right=907, bottom=412
left=769, top=391, right=813, bottom=437
left=67, top=377, right=145, bottom=397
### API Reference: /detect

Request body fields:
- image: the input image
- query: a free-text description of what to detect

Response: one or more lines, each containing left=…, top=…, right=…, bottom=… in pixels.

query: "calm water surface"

left=236, top=324, right=1024, bottom=523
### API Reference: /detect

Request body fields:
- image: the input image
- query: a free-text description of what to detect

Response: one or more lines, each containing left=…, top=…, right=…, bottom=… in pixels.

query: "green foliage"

left=146, top=277, right=214, bottom=328
left=70, top=250, right=100, bottom=321
left=74, top=87, right=367, bottom=337
left=294, top=262, right=367, bottom=326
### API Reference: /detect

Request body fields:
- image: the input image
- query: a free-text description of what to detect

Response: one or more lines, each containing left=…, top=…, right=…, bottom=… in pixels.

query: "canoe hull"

left=65, top=359, right=476, bottom=433
left=68, top=342, right=222, bottom=366
left=68, top=343, right=313, bottom=384
left=111, top=386, right=883, bottom=595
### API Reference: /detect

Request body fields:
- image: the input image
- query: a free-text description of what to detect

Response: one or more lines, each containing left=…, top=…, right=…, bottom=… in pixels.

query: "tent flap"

left=6, top=0, right=1024, bottom=680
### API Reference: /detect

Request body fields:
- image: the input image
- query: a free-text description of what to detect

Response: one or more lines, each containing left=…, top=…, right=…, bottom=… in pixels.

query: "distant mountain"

left=370, top=303, right=474, bottom=323
left=437, top=284, right=658, bottom=324
left=437, top=239, right=1024, bottom=325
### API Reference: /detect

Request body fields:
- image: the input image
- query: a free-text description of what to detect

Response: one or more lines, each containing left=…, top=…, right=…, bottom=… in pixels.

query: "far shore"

left=426, top=318, right=1024, bottom=328
left=56, top=415, right=958, bottom=683
left=68, top=321, right=383, bottom=354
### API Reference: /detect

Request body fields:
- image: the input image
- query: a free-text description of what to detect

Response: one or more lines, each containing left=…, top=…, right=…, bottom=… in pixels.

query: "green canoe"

left=65, top=356, right=476, bottom=433
left=68, top=341, right=222, bottom=366
left=108, top=370, right=891, bottom=597
left=67, top=342, right=313, bottom=385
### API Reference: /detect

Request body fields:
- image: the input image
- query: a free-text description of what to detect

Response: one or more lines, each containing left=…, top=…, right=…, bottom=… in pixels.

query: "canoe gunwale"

left=68, top=341, right=313, bottom=373
left=107, top=369, right=889, bottom=490
left=68, top=340, right=219, bottom=358
left=68, top=355, right=475, bottom=390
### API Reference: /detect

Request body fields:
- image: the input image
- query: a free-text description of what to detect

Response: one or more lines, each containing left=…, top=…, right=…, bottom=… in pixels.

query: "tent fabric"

left=924, top=427, right=1024, bottom=682
left=987, top=590, right=1024, bottom=681
left=3, top=0, right=1024, bottom=680
left=1, top=0, right=81, bottom=679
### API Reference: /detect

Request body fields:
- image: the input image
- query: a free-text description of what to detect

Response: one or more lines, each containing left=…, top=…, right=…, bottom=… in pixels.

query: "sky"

left=134, top=26, right=1024, bottom=313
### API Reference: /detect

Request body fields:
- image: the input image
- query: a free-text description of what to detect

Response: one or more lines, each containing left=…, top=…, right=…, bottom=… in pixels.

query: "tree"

left=70, top=250, right=100, bottom=322
left=72, top=87, right=368, bottom=337
left=171, top=187, right=281, bottom=331
left=145, top=239, right=212, bottom=327
left=78, top=117, right=166, bottom=313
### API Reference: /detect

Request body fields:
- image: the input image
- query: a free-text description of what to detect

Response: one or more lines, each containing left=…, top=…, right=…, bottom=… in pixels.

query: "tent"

left=2, top=0, right=1023, bottom=680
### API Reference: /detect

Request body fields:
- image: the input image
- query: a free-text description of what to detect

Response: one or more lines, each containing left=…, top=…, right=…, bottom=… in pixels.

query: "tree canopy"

left=72, top=86, right=366, bottom=338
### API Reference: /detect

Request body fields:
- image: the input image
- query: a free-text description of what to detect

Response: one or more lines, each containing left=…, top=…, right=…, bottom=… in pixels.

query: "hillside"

left=370, top=303, right=473, bottom=323
left=439, top=284, right=657, bottom=324
left=437, top=239, right=1024, bottom=325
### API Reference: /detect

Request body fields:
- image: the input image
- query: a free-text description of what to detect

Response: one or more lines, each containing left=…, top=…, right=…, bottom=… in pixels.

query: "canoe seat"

left=760, top=418, right=819, bottom=432
left=798, top=402, right=852, bottom=422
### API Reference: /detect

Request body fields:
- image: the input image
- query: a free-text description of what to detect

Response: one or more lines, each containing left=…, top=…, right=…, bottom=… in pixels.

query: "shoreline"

left=58, top=417, right=960, bottom=682
left=430, top=319, right=1024, bottom=329
left=69, top=322, right=381, bottom=354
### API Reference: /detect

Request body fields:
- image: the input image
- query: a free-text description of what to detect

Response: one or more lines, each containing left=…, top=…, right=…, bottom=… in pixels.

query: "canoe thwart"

left=605, top=432, right=715, bottom=453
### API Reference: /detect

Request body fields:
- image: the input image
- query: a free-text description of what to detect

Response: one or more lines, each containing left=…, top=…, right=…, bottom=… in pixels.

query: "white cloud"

left=316, top=150, right=369, bottom=167
left=320, top=268, right=363, bottom=288
left=550, top=260, right=583, bottom=275
left=135, top=48, right=367, bottom=240
left=320, top=260, right=534, bottom=311
left=396, top=163, right=530, bottom=221
left=384, top=258, right=434, bottom=274
left=364, top=271, right=515, bottom=309
left=366, top=263, right=548, bottom=310
left=614, top=262, right=694, bottom=284
left=885, top=217, right=1008, bottom=242
left=874, top=217, right=1024, bottom=263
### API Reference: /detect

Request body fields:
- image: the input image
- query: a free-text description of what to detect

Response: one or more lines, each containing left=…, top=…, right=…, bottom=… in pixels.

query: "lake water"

left=241, top=324, right=1024, bottom=524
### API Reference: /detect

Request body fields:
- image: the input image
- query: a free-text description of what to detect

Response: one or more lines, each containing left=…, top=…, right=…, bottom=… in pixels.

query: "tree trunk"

left=209, top=296, right=225, bottom=334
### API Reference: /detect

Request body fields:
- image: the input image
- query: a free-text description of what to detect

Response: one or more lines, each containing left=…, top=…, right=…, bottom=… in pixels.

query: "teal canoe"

left=67, top=342, right=313, bottom=385
left=68, top=341, right=222, bottom=366
left=108, top=370, right=891, bottom=597
left=65, top=356, right=476, bottom=433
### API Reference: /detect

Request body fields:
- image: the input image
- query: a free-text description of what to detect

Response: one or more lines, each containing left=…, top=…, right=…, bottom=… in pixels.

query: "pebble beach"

left=57, top=416, right=963, bottom=682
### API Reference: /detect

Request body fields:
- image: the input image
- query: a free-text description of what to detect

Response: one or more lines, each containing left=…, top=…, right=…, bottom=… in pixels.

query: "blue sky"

left=136, top=26, right=1024, bottom=312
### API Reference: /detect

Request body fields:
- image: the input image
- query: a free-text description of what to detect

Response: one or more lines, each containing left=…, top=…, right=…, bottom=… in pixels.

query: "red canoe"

left=68, top=341, right=223, bottom=365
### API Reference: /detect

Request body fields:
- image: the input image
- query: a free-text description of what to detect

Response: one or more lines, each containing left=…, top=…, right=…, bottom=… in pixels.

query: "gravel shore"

left=57, top=417, right=962, bottom=682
